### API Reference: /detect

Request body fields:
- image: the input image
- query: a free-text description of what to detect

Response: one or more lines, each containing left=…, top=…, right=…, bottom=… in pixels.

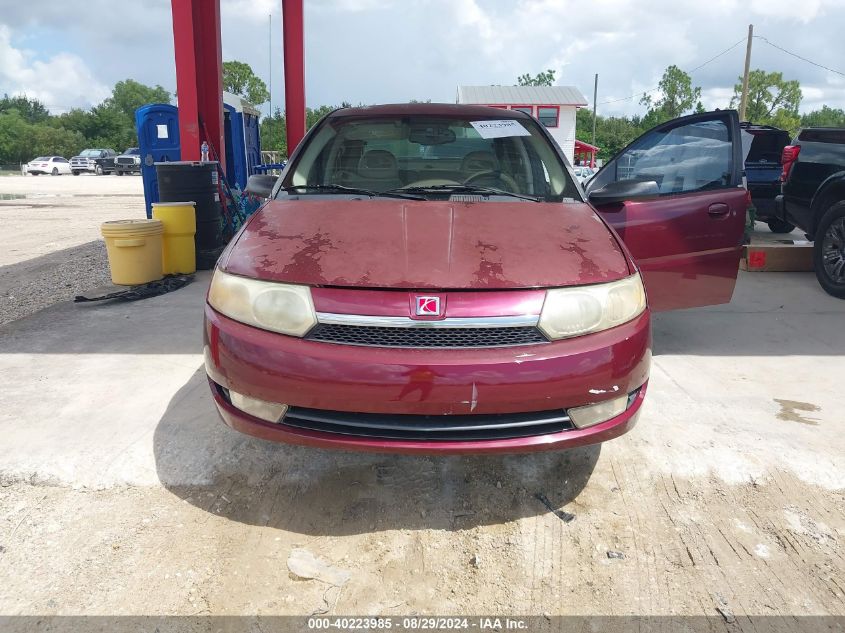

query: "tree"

left=223, top=61, right=270, bottom=106
left=259, top=103, right=353, bottom=160
left=30, top=124, right=85, bottom=160
left=259, top=107, right=287, bottom=158
left=0, top=110, right=33, bottom=163
left=0, top=94, right=50, bottom=124
left=731, top=69, right=801, bottom=125
left=306, top=105, right=335, bottom=129
left=106, top=79, right=170, bottom=119
left=801, top=105, right=845, bottom=128
left=640, top=65, right=701, bottom=125
left=517, top=70, right=556, bottom=86
left=576, top=108, right=644, bottom=161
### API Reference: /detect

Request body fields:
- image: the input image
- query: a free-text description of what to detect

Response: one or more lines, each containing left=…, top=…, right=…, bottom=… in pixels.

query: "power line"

left=754, top=35, right=845, bottom=78
left=597, top=36, right=747, bottom=105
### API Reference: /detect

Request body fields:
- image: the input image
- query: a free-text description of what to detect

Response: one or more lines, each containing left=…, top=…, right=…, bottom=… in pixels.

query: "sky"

left=1, top=0, right=844, bottom=119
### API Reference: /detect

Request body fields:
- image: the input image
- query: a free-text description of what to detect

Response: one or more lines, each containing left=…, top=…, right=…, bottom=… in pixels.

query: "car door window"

left=594, top=118, right=733, bottom=195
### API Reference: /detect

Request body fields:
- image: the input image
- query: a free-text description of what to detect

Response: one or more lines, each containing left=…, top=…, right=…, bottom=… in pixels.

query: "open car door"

left=585, top=110, right=746, bottom=311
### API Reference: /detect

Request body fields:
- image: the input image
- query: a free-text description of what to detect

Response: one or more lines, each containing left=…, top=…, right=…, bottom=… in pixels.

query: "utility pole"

left=739, top=24, right=753, bottom=122
left=591, top=73, right=598, bottom=148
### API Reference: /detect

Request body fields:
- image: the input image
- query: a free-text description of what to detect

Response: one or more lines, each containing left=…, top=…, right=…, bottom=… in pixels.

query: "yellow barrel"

left=100, top=219, right=164, bottom=285
left=152, top=201, right=197, bottom=274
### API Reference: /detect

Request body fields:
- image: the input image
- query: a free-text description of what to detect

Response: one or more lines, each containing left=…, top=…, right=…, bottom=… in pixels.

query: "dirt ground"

left=0, top=174, right=144, bottom=267
left=2, top=447, right=843, bottom=618
left=0, top=176, right=843, bottom=626
left=0, top=175, right=144, bottom=324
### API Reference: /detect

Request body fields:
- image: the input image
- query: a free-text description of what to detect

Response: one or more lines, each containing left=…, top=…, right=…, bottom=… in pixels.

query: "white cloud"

left=0, top=25, right=109, bottom=112
left=749, top=0, right=824, bottom=22
left=3, top=0, right=845, bottom=120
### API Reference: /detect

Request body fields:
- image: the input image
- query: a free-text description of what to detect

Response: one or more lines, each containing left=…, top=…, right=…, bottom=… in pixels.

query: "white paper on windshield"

left=471, top=119, right=531, bottom=139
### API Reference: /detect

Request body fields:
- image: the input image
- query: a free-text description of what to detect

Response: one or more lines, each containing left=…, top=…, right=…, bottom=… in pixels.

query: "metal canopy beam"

left=282, top=0, right=306, bottom=154
left=171, top=0, right=225, bottom=169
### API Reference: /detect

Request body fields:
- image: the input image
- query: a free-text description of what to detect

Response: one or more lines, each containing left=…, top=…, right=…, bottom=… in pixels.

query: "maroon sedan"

left=204, top=104, right=745, bottom=454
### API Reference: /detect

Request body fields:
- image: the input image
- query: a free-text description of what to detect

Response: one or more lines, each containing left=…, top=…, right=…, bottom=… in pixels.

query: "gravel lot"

left=0, top=174, right=144, bottom=324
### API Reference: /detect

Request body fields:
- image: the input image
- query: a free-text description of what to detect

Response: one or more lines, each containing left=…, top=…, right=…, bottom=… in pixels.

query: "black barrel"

left=155, top=161, right=223, bottom=251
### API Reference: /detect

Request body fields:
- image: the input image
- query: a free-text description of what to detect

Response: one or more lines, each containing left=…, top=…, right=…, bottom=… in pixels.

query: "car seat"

left=357, top=150, right=402, bottom=190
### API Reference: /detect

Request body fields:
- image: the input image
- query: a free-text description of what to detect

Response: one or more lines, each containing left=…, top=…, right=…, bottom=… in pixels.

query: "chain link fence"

left=0, top=163, right=27, bottom=176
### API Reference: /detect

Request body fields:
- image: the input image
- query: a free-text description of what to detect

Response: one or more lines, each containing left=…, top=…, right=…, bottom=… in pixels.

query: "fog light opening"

left=568, top=393, right=631, bottom=429
left=227, top=388, right=288, bottom=423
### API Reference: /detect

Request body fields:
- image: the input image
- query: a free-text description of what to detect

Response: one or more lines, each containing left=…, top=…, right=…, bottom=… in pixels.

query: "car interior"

left=286, top=117, right=577, bottom=199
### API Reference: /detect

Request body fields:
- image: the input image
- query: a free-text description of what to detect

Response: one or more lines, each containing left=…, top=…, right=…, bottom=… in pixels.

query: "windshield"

left=124, top=148, right=140, bottom=155
left=283, top=114, right=576, bottom=201
left=79, top=149, right=102, bottom=157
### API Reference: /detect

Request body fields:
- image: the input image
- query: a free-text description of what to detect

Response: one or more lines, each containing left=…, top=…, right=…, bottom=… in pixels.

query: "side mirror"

left=587, top=180, right=660, bottom=206
left=246, top=174, right=277, bottom=198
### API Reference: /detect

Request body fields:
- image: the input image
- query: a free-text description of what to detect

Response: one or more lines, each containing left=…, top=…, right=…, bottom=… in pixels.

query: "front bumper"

left=204, top=306, right=651, bottom=454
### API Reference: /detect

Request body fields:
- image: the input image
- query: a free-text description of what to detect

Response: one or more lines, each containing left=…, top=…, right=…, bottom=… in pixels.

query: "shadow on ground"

left=153, top=367, right=600, bottom=536
left=0, top=270, right=211, bottom=353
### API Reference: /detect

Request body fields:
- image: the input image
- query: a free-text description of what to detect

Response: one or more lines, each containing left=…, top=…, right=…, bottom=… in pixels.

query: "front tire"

left=814, top=201, right=845, bottom=299
left=117, top=170, right=123, bottom=176
left=767, top=218, right=795, bottom=234
left=72, top=171, right=80, bottom=176
left=95, top=164, right=103, bottom=176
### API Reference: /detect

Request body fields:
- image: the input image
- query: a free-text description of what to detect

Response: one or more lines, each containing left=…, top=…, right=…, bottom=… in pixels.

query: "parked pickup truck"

left=114, top=147, right=141, bottom=175
left=742, top=123, right=792, bottom=233
left=777, top=128, right=845, bottom=298
left=70, top=148, right=117, bottom=175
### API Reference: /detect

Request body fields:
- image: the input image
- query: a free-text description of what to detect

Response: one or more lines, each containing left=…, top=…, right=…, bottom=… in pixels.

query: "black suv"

left=777, top=128, right=845, bottom=298
left=742, top=123, right=792, bottom=233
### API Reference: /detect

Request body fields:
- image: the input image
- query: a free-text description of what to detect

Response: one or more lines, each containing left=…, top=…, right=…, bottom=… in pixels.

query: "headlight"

left=538, top=273, right=646, bottom=340
left=208, top=269, right=317, bottom=337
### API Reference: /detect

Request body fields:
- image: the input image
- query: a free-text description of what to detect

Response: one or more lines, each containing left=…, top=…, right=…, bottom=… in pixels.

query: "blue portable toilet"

left=242, top=102, right=262, bottom=183
left=136, top=96, right=261, bottom=215
left=223, top=92, right=262, bottom=190
left=135, top=104, right=180, bottom=218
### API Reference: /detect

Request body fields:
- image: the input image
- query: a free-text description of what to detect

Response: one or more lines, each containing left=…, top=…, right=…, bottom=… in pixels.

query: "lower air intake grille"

left=306, top=323, right=548, bottom=348
left=282, top=407, right=573, bottom=441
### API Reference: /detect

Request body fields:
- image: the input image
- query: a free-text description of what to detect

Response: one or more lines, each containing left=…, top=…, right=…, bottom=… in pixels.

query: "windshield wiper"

left=386, top=184, right=542, bottom=202
left=280, top=184, right=425, bottom=200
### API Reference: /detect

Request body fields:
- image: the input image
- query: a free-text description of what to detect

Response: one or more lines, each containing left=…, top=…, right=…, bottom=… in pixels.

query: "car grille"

left=306, top=323, right=548, bottom=348
left=116, top=157, right=137, bottom=165
left=281, top=407, right=573, bottom=441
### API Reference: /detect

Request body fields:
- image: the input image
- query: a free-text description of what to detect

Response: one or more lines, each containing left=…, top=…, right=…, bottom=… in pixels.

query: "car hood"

left=223, top=198, right=631, bottom=289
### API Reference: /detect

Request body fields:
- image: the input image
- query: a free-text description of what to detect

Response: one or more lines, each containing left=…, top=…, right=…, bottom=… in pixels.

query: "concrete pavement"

left=1, top=269, right=843, bottom=616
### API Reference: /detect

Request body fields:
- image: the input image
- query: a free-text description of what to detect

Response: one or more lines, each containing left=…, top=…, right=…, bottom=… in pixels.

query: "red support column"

left=171, top=0, right=225, bottom=169
left=282, top=0, right=306, bottom=154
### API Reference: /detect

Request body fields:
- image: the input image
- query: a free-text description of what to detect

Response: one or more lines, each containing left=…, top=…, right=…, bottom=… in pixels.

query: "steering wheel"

left=401, top=178, right=462, bottom=188
left=463, top=170, right=519, bottom=191
left=331, top=170, right=356, bottom=184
